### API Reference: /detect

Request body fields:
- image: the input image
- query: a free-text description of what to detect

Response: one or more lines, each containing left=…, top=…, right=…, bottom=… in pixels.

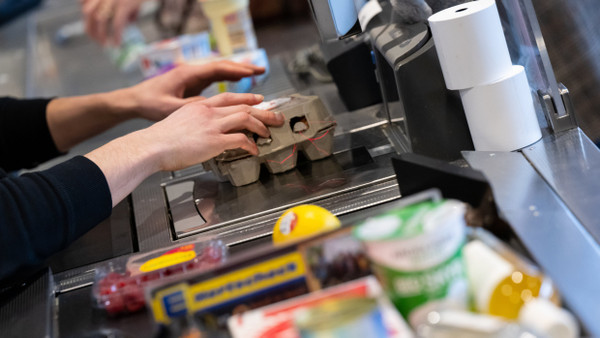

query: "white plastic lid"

left=463, top=240, right=514, bottom=312
left=519, top=298, right=579, bottom=338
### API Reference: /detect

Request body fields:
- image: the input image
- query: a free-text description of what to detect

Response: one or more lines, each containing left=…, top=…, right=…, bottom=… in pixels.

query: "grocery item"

left=518, top=298, right=579, bottom=338
left=463, top=240, right=545, bottom=319
left=227, top=276, right=413, bottom=338
left=93, top=239, right=227, bottom=316
left=272, top=204, right=341, bottom=245
left=203, top=94, right=337, bottom=186
left=295, top=297, right=387, bottom=338
left=148, top=251, right=310, bottom=325
left=354, top=200, right=469, bottom=326
left=138, top=32, right=213, bottom=78
left=460, top=229, right=578, bottom=338
left=415, top=309, right=540, bottom=338
left=299, top=229, right=371, bottom=290
left=146, top=228, right=368, bottom=328
left=198, top=0, right=258, bottom=56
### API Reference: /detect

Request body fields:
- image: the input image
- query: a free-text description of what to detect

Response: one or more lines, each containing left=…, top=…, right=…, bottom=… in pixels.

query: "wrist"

left=103, top=88, right=141, bottom=120
left=125, top=128, right=167, bottom=174
left=85, top=129, right=166, bottom=206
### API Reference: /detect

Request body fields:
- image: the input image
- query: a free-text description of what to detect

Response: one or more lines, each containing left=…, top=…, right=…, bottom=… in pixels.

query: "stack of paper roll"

left=428, top=0, right=541, bottom=151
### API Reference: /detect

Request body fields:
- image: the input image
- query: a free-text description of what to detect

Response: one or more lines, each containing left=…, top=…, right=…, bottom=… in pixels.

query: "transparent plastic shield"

left=496, top=0, right=577, bottom=132
left=430, top=0, right=575, bottom=133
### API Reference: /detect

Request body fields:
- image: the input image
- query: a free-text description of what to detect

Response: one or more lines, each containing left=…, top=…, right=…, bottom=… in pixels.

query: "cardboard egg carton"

left=203, top=94, right=337, bottom=186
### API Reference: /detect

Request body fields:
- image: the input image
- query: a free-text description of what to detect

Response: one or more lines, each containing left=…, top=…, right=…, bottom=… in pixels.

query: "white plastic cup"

left=198, top=0, right=258, bottom=56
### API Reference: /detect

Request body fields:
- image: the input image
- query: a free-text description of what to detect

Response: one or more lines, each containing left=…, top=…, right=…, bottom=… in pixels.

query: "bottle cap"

left=519, top=298, right=579, bottom=338
left=463, top=240, right=513, bottom=312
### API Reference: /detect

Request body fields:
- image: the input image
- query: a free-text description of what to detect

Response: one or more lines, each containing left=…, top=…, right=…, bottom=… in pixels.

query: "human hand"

left=85, top=92, right=283, bottom=206
left=81, top=0, right=145, bottom=46
left=121, top=61, right=266, bottom=121
left=140, top=93, right=284, bottom=172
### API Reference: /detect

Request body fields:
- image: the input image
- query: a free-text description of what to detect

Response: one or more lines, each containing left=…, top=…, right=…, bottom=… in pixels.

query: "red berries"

left=95, top=243, right=226, bottom=316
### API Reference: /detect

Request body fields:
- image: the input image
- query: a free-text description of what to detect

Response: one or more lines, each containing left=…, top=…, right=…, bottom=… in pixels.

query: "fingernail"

left=274, top=111, right=284, bottom=121
left=254, top=94, right=264, bottom=101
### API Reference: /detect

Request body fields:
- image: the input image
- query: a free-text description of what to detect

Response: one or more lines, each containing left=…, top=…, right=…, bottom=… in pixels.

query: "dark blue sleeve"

left=0, top=97, right=63, bottom=172
left=0, top=156, right=112, bottom=281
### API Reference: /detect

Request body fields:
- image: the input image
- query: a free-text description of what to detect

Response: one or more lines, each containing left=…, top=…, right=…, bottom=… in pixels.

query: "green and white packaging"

left=354, top=200, right=469, bottom=326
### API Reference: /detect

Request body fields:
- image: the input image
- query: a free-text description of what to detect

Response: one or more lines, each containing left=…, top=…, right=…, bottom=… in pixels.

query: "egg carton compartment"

left=204, top=94, right=337, bottom=186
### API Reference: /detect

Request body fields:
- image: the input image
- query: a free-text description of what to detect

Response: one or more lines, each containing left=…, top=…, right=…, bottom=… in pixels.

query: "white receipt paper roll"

left=428, top=0, right=512, bottom=90
left=460, top=65, right=541, bottom=151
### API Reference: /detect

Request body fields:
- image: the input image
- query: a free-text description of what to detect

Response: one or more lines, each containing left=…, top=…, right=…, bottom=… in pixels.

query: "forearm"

left=46, top=89, right=137, bottom=152
left=0, top=97, right=62, bottom=171
left=84, top=129, right=164, bottom=207
left=0, top=157, right=112, bottom=281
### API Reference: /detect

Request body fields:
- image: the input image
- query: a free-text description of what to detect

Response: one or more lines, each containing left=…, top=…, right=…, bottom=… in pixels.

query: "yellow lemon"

left=272, top=205, right=341, bottom=244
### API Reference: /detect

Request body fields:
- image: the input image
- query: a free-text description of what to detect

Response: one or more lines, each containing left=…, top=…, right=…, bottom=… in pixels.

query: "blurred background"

left=1, top=0, right=600, bottom=145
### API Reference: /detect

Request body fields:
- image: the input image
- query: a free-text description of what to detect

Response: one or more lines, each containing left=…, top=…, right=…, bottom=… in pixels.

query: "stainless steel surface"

left=0, top=269, right=54, bottom=338
left=57, top=285, right=155, bottom=338
left=532, top=0, right=600, bottom=141
left=48, top=198, right=135, bottom=274
left=131, top=171, right=175, bottom=251
left=198, top=177, right=400, bottom=246
left=463, top=150, right=600, bottom=336
left=558, top=83, right=578, bottom=126
left=157, top=121, right=398, bottom=244
left=165, top=181, right=206, bottom=236
left=498, top=0, right=575, bottom=133
left=55, top=269, right=95, bottom=294
left=523, top=128, right=600, bottom=243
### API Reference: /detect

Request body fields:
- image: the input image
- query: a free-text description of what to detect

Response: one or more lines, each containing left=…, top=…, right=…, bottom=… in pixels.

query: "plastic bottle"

left=519, top=298, right=579, bottom=338
left=197, top=0, right=257, bottom=56
left=415, top=309, right=540, bottom=338
left=463, top=240, right=549, bottom=319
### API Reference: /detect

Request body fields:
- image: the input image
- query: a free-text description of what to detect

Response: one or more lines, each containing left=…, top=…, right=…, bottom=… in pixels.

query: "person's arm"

left=86, top=93, right=284, bottom=206
left=0, top=156, right=112, bottom=281
left=0, top=97, right=62, bottom=172
left=0, top=93, right=283, bottom=281
left=46, top=61, right=265, bottom=152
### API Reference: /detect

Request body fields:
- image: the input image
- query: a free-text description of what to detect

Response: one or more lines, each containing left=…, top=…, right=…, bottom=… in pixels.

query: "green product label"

left=373, top=246, right=468, bottom=320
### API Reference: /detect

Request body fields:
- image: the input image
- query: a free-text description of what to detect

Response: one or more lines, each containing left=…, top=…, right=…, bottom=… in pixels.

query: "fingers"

left=172, top=61, right=266, bottom=97
left=218, top=111, right=270, bottom=138
left=82, top=0, right=134, bottom=46
left=83, top=0, right=113, bottom=45
left=214, top=104, right=285, bottom=127
left=200, top=93, right=264, bottom=108
left=221, top=133, right=258, bottom=155
left=83, top=0, right=102, bottom=41
left=211, top=61, right=266, bottom=81
left=184, top=60, right=265, bottom=82
left=111, top=6, right=131, bottom=46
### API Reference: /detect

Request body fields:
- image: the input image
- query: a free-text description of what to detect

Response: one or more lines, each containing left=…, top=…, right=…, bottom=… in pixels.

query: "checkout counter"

left=1, top=0, right=600, bottom=337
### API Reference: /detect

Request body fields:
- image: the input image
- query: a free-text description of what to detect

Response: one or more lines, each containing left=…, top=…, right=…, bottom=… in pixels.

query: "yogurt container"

left=354, top=200, right=469, bottom=326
